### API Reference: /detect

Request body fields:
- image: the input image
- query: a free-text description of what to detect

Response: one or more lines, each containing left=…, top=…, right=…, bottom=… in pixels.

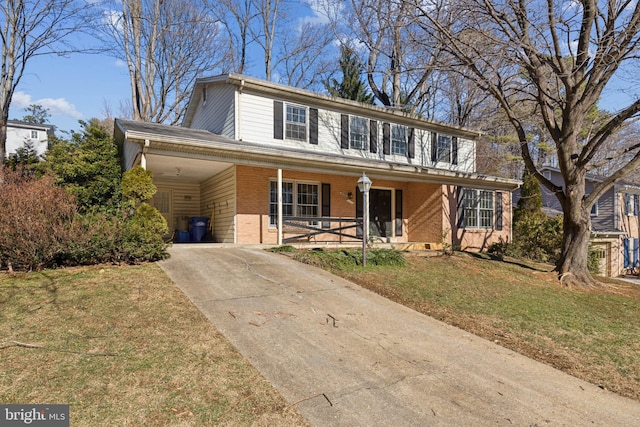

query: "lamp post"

left=357, top=173, right=372, bottom=267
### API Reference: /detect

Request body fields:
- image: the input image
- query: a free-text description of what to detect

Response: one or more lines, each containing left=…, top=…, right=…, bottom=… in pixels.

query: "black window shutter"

left=370, top=120, right=378, bottom=153
left=309, top=108, right=318, bottom=145
left=383, top=123, right=391, bottom=155
left=408, top=128, right=415, bottom=159
left=431, top=132, right=437, bottom=163
left=322, top=183, right=331, bottom=228
left=395, top=189, right=403, bottom=236
left=457, top=187, right=466, bottom=228
left=452, top=136, right=458, bottom=165
left=496, top=191, right=503, bottom=231
left=355, top=188, right=363, bottom=238
left=273, top=101, right=283, bottom=140
left=341, top=114, right=349, bottom=149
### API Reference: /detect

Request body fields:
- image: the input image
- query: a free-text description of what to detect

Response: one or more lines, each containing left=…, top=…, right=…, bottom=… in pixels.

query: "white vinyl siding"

left=189, top=83, right=236, bottom=136
left=234, top=90, right=477, bottom=172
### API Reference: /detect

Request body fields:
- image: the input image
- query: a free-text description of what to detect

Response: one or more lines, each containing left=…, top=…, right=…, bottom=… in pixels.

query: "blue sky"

left=12, top=51, right=132, bottom=135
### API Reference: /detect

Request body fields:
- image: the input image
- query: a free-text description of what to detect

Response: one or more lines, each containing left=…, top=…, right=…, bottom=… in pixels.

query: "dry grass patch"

left=0, top=264, right=307, bottom=426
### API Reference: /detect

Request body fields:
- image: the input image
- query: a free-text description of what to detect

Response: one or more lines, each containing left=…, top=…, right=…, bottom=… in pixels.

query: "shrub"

left=292, top=248, right=406, bottom=270
left=0, top=168, right=77, bottom=270
left=121, top=166, right=156, bottom=209
left=61, top=213, right=124, bottom=265
left=122, top=203, right=169, bottom=262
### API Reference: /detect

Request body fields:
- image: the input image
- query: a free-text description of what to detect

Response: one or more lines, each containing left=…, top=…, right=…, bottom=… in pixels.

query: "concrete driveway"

left=159, top=246, right=640, bottom=426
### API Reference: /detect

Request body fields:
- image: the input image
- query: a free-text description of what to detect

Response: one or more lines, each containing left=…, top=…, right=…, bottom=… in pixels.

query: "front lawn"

left=0, top=264, right=307, bottom=426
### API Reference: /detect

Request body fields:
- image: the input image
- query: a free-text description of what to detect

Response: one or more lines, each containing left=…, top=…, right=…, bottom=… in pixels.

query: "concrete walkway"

left=159, top=246, right=640, bottom=426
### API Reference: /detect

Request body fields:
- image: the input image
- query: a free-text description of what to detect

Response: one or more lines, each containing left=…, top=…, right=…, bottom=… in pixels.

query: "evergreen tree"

left=40, top=119, right=122, bottom=214
left=324, top=45, right=374, bottom=104
left=513, top=168, right=544, bottom=223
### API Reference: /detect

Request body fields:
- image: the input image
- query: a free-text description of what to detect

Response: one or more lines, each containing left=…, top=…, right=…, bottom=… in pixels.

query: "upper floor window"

left=436, top=135, right=451, bottom=162
left=461, top=189, right=494, bottom=229
left=286, top=104, right=307, bottom=141
left=391, top=125, right=407, bottom=155
left=30, top=130, right=38, bottom=139
left=350, top=116, right=368, bottom=150
left=431, top=132, right=458, bottom=165
left=591, top=200, right=598, bottom=216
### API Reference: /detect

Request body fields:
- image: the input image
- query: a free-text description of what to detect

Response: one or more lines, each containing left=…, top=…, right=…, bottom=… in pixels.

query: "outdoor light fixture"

left=357, top=173, right=372, bottom=267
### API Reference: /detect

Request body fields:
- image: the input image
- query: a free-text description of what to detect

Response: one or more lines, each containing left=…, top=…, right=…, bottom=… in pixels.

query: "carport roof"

left=114, top=118, right=521, bottom=191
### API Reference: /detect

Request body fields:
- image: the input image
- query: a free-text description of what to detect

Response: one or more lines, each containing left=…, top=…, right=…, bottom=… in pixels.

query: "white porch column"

left=277, top=168, right=283, bottom=246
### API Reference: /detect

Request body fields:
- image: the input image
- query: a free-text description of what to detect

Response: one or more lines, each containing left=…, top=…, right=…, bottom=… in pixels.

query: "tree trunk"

left=556, top=185, right=597, bottom=287
left=0, top=118, right=7, bottom=160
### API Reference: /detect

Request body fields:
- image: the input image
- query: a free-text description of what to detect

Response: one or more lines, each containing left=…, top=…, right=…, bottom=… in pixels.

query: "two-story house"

left=539, top=166, right=640, bottom=277
left=4, top=120, right=54, bottom=159
left=114, top=74, right=520, bottom=249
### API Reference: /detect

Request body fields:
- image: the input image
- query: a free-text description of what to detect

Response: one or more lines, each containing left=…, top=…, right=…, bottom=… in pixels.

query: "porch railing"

left=281, top=216, right=362, bottom=244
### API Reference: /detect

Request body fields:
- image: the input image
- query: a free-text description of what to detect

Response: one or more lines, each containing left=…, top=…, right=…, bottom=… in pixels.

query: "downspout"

left=140, top=139, right=150, bottom=169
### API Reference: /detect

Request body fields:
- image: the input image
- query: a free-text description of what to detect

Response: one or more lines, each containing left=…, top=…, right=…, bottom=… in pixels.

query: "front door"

left=370, top=189, right=392, bottom=237
left=356, top=188, right=393, bottom=238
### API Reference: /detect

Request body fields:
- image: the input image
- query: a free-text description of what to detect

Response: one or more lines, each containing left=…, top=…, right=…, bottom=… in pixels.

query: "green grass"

left=0, top=264, right=307, bottom=426
left=295, top=249, right=640, bottom=401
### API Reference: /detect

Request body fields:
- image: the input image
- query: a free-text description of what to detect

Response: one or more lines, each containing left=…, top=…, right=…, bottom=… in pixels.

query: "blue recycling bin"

left=189, top=217, right=209, bottom=242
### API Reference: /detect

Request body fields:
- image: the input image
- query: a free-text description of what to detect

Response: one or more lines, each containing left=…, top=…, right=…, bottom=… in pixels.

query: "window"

left=269, top=181, right=319, bottom=226
left=437, top=135, right=451, bottom=162
left=591, top=200, right=598, bottom=216
left=286, top=104, right=307, bottom=141
left=391, top=125, right=407, bottom=155
left=30, top=130, right=38, bottom=139
left=461, top=189, right=494, bottom=229
left=350, top=116, right=368, bottom=150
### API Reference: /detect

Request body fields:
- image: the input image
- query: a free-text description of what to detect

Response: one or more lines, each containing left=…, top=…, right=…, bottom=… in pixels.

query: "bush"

left=122, top=203, right=169, bottom=262
left=292, top=248, right=406, bottom=270
left=60, top=213, right=124, bottom=265
left=0, top=168, right=77, bottom=270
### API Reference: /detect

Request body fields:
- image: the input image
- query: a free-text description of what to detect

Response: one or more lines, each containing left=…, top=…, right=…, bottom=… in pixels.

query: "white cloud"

left=114, top=59, right=127, bottom=67
left=12, top=91, right=84, bottom=120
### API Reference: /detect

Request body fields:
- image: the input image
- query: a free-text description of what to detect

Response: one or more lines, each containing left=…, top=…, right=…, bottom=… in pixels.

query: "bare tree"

left=251, top=0, right=284, bottom=81
left=0, top=0, right=95, bottom=159
left=275, top=21, right=335, bottom=89
left=419, top=0, right=640, bottom=286
left=332, top=0, right=446, bottom=115
left=215, top=0, right=255, bottom=74
left=105, top=0, right=226, bottom=124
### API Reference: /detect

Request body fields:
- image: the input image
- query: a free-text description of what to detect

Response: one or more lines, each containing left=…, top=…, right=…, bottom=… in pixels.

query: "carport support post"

left=277, top=168, right=283, bottom=246
left=357, top=173, right=372, bottom=267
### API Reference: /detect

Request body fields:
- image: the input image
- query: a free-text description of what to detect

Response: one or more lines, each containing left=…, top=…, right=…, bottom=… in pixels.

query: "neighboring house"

left=114, top=73, right=520, bottom=249
left=537, top=166, right=640, bottom=277
left=5, top=120, right=54, bottom=158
